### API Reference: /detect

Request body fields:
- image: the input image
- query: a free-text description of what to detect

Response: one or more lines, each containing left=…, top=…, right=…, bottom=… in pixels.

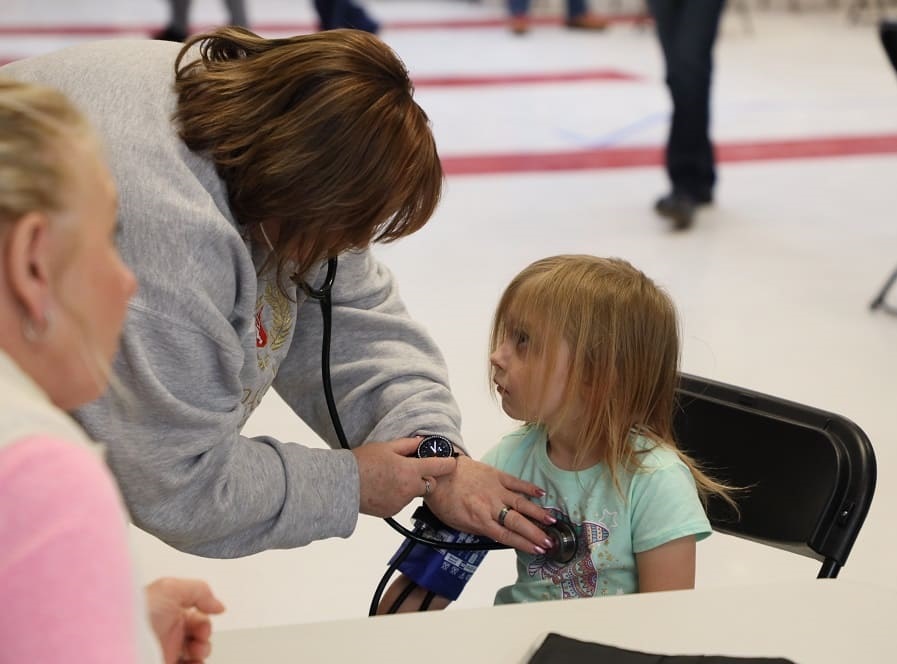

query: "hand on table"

left=146, top=577, right=226, bottom=664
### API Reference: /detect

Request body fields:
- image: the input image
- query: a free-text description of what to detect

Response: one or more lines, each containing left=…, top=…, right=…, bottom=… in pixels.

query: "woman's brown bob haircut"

left=173, top=27, right=443, bottom=282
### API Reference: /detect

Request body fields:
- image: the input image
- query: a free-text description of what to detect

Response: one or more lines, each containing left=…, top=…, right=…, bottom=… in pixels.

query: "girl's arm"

left=377, top=574, right=453, bottom=614
left=635, top=535, right=697, bottom=592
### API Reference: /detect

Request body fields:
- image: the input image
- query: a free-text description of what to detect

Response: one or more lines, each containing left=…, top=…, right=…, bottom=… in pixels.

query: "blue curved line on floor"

left=559, top=110, right=670, bottom=149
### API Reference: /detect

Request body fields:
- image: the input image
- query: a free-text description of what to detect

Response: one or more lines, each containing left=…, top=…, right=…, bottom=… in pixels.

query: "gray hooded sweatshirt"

left=2, top=39, right=462, bottom=558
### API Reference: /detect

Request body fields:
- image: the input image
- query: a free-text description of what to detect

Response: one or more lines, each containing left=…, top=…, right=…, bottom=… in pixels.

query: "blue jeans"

left=647, top=0, right=726, bottom=200
left=509, top=0, right=586, bottom=21
left=314, top=0, right=379, bottom=33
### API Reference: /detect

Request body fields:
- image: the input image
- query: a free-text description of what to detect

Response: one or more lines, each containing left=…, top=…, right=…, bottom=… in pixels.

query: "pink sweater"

left=0, top=435, right=141, bottom=663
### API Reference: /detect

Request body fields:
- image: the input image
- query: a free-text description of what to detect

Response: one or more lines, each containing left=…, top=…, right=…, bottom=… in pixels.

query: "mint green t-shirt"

left=482, top=425, right=711, bottom=604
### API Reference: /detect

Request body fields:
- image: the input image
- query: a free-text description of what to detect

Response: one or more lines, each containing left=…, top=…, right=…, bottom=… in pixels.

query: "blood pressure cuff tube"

left=388, top=506, right=489, bottom=601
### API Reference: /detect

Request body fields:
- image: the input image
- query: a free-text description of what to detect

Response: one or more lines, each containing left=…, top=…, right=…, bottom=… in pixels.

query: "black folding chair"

left=673, top=374, right=877, bottom=579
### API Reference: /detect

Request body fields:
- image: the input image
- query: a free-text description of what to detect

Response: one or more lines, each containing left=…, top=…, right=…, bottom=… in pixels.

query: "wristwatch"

left=415, top=435, right=457, bottom=458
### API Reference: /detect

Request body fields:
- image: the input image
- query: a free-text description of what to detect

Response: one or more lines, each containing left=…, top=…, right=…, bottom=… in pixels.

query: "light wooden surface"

left=209, top=580, right=893, bottom=663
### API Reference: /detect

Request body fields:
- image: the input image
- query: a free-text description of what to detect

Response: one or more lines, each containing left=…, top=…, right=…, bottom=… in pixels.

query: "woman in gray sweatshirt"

left=1, top=28, right=556, bottom=560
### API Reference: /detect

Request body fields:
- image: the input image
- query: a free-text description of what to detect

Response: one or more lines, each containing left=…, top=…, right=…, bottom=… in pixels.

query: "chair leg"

left=870, top=265, right=897, bottom=312
left=817, top=558, right=841, bottom=579
left=881, top=19, right=897, bottom=73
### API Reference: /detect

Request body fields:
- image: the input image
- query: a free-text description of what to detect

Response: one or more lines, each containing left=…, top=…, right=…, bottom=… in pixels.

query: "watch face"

left=417, top=435, right=454, bottom=458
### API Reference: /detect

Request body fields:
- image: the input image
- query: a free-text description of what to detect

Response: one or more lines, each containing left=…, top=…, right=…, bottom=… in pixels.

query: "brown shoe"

left=565, top=13, right=610, bottom=30
left=510, top=15, right=530, bottom=35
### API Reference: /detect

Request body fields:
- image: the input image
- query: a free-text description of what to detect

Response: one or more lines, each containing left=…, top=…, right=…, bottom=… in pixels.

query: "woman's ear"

left=4, top=211, right=55, bottom=323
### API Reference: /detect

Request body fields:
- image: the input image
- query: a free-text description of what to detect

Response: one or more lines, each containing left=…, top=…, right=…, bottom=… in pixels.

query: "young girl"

left=380, top=254, right=730, bottom=611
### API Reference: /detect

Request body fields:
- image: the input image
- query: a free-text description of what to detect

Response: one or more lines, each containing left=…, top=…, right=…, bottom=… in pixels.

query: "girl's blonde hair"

left=173, top=27, right=443, bottom=284
left=0, top=78, right=92, bottom=228
left=490, top=254, right=731, bottom=504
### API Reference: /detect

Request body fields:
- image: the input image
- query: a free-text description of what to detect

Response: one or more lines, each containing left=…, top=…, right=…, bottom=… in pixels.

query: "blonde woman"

left=0, top=79, right=224, bottom=663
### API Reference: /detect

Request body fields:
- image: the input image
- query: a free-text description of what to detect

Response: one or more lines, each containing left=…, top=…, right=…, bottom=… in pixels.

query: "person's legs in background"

left=648, top=0, right=726, bottom=230
left=564, top=0, right=610, bottom=31
left=155, top=0, right=191, bottom=41
left=154, top=0, right=249, bottom=42
left=508, top=0, right=607, bottom=35
left=224, top=0, right=249, bottom=27
left=314, top=0, right=380, bottom=33
left=508, top=0, right=532, bottom=35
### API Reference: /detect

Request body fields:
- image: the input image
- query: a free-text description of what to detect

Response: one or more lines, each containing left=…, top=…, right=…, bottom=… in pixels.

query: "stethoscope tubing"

left=304, top=257, right=507, bottom=552
left=305, top=257, right=579, bottom=614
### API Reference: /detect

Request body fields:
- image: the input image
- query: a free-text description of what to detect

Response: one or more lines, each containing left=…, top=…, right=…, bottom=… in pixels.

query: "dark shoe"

left=691, top=190, right=714, bottom=205
left=153, top=25, right=188, bottom=42
left=346, top=16, right=380, bottom=34
left=339, top=4, right=380, bottom=34
left=565, top=13, right=610, bottom=31
left=510, top=15, right=530, bottom=35
left=654, top=192, right=704, bottom=230
left=320, top=17, right=379, bottom=34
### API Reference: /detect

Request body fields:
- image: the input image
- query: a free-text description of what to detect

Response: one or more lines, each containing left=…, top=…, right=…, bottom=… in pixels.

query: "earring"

left=22, top=310, right=53, bottom=343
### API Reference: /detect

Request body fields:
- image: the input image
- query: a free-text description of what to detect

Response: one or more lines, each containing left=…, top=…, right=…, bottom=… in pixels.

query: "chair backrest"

left=673, top=374, right=876, bottom=579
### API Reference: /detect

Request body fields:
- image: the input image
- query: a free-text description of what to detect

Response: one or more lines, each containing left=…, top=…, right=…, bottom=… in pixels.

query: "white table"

left=208, top=580, right=894, bottom=663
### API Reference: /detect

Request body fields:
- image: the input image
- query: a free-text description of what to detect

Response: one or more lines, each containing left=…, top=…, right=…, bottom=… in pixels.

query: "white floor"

left=3, top=0, right=896, bottom=632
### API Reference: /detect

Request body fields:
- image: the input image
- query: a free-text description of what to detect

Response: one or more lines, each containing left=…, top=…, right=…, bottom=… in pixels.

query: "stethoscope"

left=301, top=257, right=578, bottom=614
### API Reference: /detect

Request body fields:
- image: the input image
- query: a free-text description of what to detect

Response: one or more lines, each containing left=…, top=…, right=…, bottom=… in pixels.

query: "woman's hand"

left=352, top=437, right=457, bottom=517
left=424, top=455, right=556, bottom=554
left=145, top=578, right=226, bottom=664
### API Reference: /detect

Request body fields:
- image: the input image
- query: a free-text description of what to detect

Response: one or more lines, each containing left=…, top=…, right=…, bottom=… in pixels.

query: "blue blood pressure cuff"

left=389, top=506, right=489, bottom=601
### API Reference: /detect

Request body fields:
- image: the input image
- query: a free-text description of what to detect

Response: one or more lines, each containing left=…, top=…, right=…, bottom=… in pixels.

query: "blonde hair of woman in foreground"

left=0, top=77, right=224, bottom=664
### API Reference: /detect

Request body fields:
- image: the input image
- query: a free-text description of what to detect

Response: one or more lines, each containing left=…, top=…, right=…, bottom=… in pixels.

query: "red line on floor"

left=0, top=14, right=646, bottom=37
left=413, top=69, right=641, bottom=87
left=1, top=48, right=891, bottom=174
left=0, top=52, right=641, bottom=86
left=0, top=24, right=293, bottom=37
left=441, top=134, right=897, bottom=176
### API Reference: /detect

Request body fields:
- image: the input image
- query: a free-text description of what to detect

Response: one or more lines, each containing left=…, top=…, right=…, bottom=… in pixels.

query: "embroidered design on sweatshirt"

left=255, top=310, right=268, bottom=348
left=254, top=282, right=293, bottom=371
left=265, top=282, right=292, bottom=352
left=241, top=280, right=297, bottom=425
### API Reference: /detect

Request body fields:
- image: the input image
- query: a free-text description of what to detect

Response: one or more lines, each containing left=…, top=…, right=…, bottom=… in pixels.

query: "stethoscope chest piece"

left=544, top=521, right=578, bottom=564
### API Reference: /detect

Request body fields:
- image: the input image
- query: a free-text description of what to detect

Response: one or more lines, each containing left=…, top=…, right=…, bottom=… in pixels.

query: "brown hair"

left=0, top=78, right=92, bottom=227
left=490, top=255, right=731, bottom=505
left=173, top=27, right=443, bottom=282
